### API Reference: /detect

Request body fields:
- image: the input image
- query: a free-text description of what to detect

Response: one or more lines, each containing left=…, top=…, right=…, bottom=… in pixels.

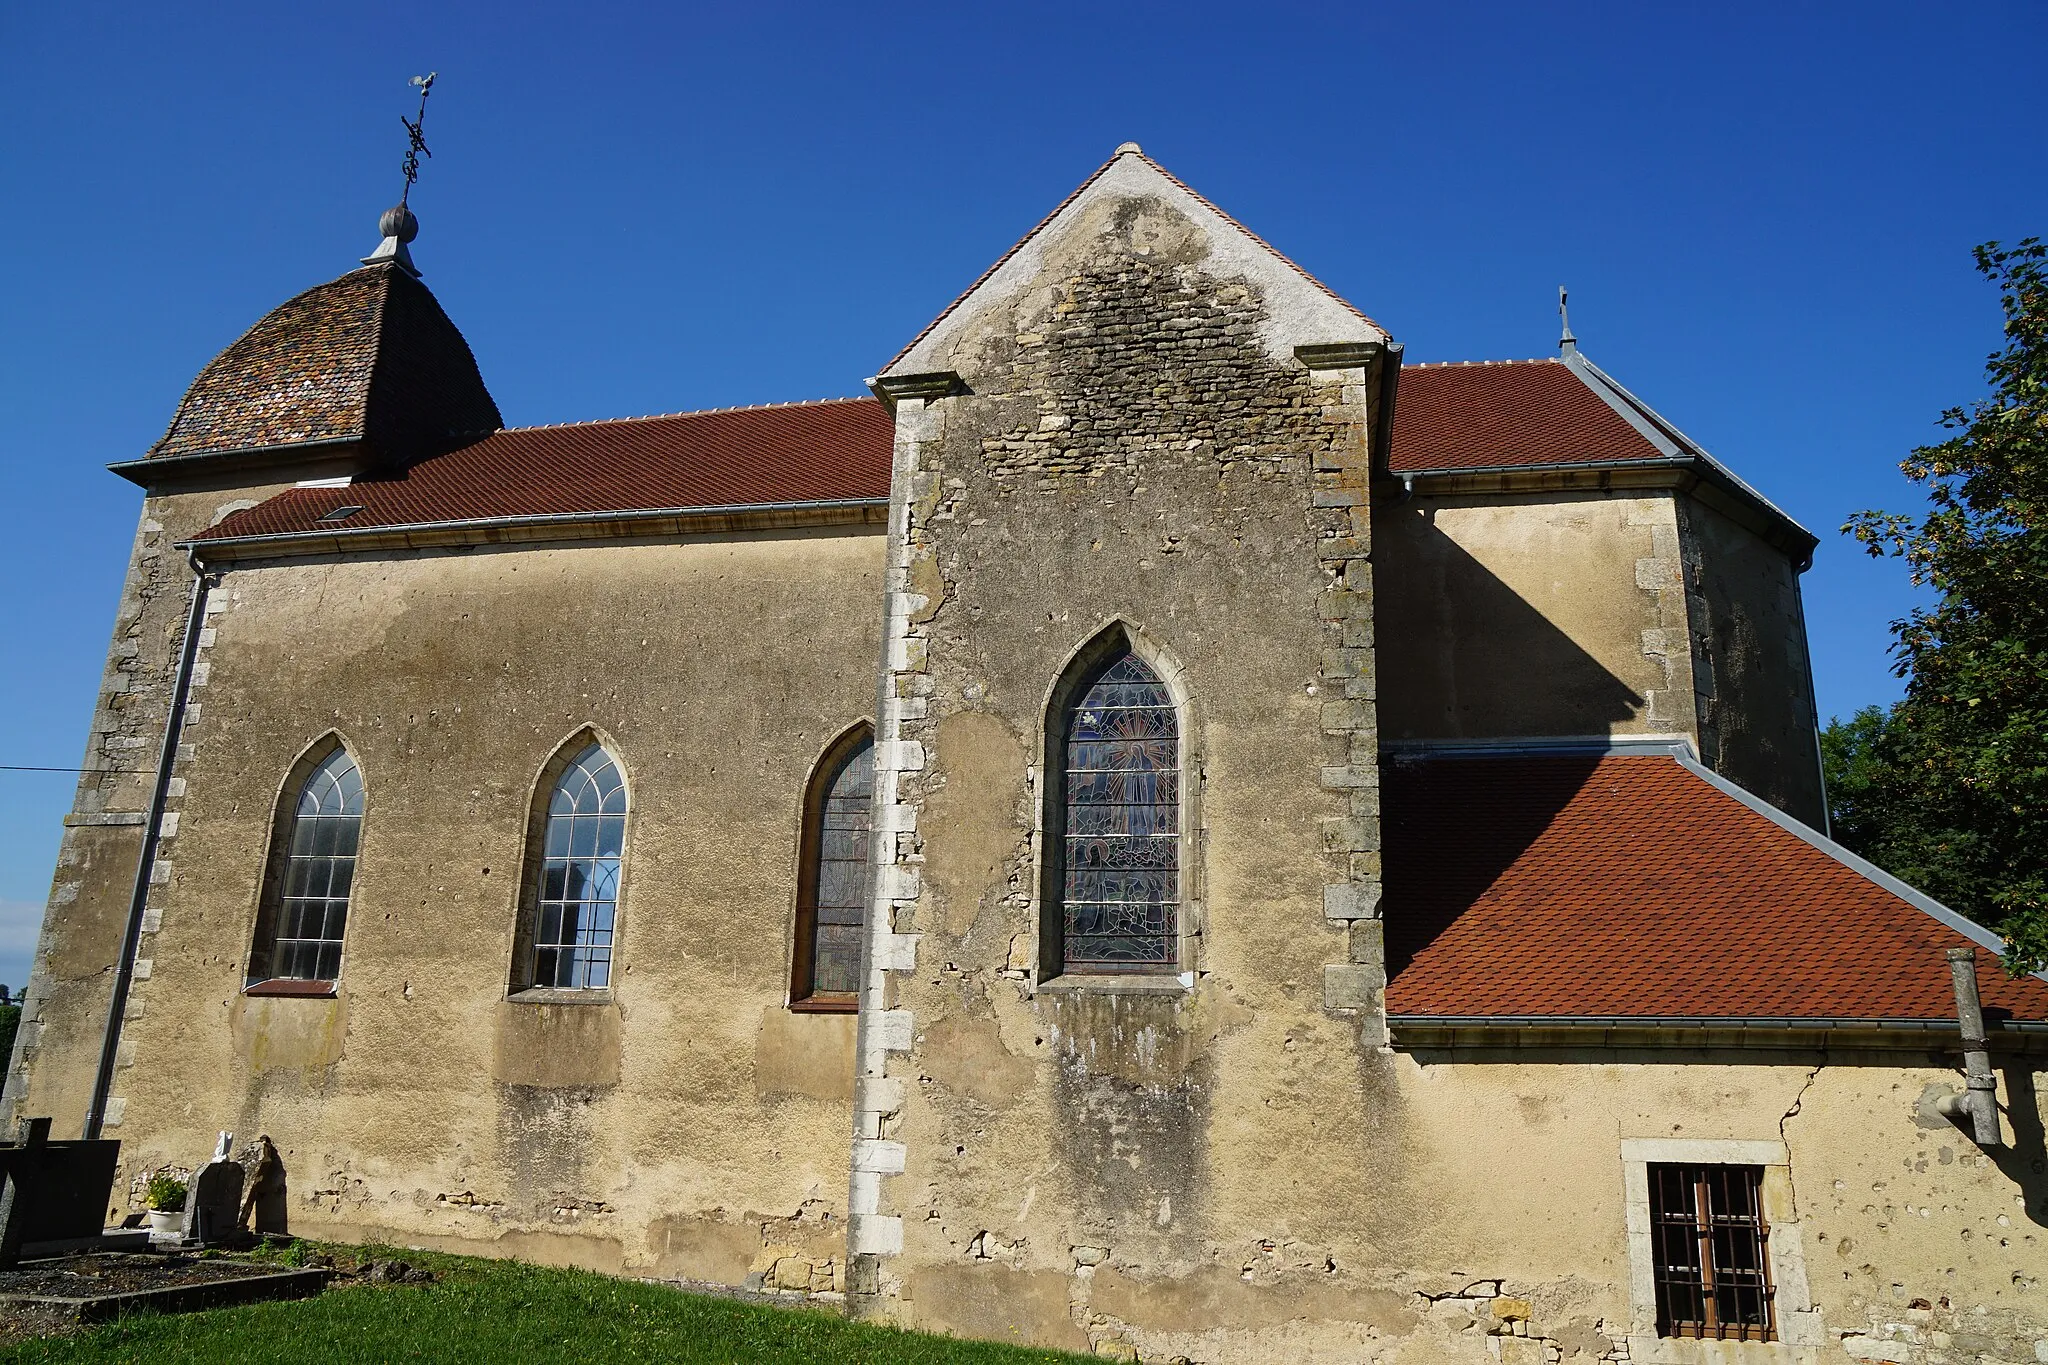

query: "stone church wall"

left=1052, top=1048, right=2048, bottom=1364
left=51, top=529, right=886, bottom=1287
left=1372, top=490, right=1692, bottom=746
left=4, top=481, right=295, bottom=1138
left=848, top=177, right=1393, bottom=1348
left=1674, top=496, right=1826, bottom=825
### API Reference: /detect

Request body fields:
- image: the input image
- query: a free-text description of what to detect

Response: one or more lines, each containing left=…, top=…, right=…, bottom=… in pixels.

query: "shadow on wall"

left=1374, top=500, right=1645, bottom=742
left=1993, top=1065, right=2048, bottom=1229
left=1372, top=502, right=1642, bottom=983
left=239, top=1134, right=289, bottom=1235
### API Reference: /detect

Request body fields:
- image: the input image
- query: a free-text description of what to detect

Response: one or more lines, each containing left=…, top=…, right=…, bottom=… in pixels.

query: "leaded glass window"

left=1056, top=650, right=1179, bottom=970
left=271, top=747, right=364, bottom=982
left=531, top=743, right=626, bottom=990
left=794, top=731, right=873, bottom=1005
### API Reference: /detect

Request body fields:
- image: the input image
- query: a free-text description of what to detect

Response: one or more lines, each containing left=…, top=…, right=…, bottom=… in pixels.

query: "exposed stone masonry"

left=853, top=187, right=1385, bottom=1343
left=2, top=491, right=228, bottom=1136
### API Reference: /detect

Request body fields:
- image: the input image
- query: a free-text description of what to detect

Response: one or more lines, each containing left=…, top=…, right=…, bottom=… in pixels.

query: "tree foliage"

left=1835, top=238, right=2048, bottom=975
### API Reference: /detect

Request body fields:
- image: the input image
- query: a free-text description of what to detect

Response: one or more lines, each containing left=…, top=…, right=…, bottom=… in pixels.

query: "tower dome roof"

left=149, top=260, right=500, bottom=462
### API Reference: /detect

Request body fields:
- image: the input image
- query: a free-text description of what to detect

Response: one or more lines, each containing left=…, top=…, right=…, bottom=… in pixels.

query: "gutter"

left=1391, top=455, right=1819, bottom=565
left=1389, top=1014, right=2048, bottom=1034
left=85, top=547, right=212, bottom=1139
left=181, top=497, right=892, bottom=561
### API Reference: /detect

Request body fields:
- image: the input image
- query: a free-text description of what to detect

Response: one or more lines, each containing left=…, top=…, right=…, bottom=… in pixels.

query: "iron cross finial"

left=399, top=72, right=437, bottom=207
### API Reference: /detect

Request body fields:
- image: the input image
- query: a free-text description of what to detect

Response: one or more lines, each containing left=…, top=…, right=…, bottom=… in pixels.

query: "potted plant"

left=145, top=1172, right=187, bottom=1243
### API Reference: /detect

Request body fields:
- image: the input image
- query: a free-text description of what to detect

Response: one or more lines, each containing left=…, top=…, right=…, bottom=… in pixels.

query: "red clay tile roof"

left=194, top=363, right=1717, bottom=542
left=152, top=263, right=500, bottom=460
left=1382, top=752, right=2048, bottom=1022
left=1388, top=359, right=1661, bottom=474
left=197, top=398, right=892, bottom=540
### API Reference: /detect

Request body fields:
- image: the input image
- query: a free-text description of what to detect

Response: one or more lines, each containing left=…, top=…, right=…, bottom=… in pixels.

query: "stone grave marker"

left=181, top=1131, right=245, bottom=1246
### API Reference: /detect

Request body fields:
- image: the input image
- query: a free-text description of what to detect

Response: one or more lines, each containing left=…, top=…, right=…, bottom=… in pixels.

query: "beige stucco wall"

left=1021, top=1047, right=2048, bottom=1365
left=73, top=528, right=884, bottom=1287
left=1373, top=490, right=1692, bottom=746
left=1374, top=486, right=1826, bottom=825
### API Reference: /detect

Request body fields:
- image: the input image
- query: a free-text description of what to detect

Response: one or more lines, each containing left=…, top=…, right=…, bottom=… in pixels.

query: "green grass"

left=2, top=1241, right=1091, bottom=1364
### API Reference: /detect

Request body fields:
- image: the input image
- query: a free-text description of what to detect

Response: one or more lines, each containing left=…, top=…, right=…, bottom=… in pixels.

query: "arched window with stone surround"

left=1043, top=632, right=1182, bottom=976
left=790, top=723, right=875, bottom=1010
left=513, top=739, right=628, bottom=993
left=248, top=740, right=365, bottom=992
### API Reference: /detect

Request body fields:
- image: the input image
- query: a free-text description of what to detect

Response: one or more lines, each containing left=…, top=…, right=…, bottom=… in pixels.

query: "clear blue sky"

left=1, top=1, right=2042, bottom=990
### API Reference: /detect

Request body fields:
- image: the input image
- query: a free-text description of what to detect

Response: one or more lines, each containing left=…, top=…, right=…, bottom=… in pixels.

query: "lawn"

left=0, top=1242, right=1093, bottom=1364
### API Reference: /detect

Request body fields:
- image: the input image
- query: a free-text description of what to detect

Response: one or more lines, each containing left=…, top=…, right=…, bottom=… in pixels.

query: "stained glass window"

left=270, top=747, right=364, bottom=982
left=1056, top=650, right=1179, bottom=970
left=795, top=732, right=874, bottom=1003
left=531, top=743, right=626, bottom=991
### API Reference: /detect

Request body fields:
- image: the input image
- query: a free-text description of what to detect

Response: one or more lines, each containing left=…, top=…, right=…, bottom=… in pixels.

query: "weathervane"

left=362, top=73, right=439, bottom=276
left=399, top=72, right=437, bottom=207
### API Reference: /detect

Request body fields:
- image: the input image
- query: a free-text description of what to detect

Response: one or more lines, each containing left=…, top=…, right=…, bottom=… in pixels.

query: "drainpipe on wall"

left=1937, top=946, right=2003, bottom=1147
left=83, top=548, right=212, bottom=1140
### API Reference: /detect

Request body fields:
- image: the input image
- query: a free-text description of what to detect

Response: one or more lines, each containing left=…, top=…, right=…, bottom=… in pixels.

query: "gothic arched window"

left=1048, top=643, right=1180, bottom=973
left=791, top=725, right=874, bottom=1010
left=251, top=744, right=364, bottom=988
left=522, top=742, right=627, bottom=992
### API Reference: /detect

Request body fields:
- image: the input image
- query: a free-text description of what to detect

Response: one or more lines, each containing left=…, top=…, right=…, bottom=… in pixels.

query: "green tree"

left=1838, top=238, right=2048, bottom=975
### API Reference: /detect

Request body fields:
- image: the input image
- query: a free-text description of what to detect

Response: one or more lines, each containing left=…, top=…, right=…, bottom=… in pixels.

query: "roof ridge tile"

left=498, top=395, right=876, bottom=435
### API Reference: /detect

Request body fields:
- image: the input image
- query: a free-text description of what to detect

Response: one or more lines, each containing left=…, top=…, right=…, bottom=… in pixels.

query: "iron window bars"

left=271, top=747, right=365, bottom=982
left=1056, top=650, right=1179, bottom=970
left=532, top=743, right=626, bottom=990
left=1649, top=1163, right=1776, bottom=1340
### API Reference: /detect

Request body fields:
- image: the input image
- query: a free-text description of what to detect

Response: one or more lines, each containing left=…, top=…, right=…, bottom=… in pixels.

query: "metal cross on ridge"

left=399, top=72, right=437, bottom=207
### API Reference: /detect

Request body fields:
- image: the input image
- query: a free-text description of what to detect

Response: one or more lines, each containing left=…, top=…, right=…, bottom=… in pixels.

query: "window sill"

left=788, top=995, right=859, bottom=1015
left=507, top=987, right=614, bottom=1006
left=1035, top=971, right=1192, bottom=995
left=243, top=979, right=338, bottom=999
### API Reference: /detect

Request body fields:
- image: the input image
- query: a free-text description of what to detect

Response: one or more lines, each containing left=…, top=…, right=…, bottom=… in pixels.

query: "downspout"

left=1937, top=946, right=2003, bottom=1146
left=83, top=547, right=212, bottom=1139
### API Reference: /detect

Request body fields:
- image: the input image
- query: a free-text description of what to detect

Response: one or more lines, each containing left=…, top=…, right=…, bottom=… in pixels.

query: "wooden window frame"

left=790, top=723, right=874, bottom=1013
left=1648, top=1162, right=1776, bottom=1342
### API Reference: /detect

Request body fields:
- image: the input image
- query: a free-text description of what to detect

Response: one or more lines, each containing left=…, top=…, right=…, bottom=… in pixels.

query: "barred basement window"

left=250, top=743, right=364, bottom=988
left=1649, top=1163, right=1776, bottom=1341
left=1047, top=641, right=1180, bottom=973
left=790, top=725, right=874, bottom=1010
left=524, top=742, right=627, bottom=991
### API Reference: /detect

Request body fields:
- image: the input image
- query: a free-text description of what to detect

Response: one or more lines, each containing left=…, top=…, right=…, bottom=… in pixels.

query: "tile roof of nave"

left=196, top=359, right=1700, bottom=543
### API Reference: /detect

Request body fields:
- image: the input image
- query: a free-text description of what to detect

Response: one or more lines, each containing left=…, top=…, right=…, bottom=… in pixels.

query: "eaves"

left=1385, top=457, right=1821, bottom=567
left=181, top=497, right=891, bottom=564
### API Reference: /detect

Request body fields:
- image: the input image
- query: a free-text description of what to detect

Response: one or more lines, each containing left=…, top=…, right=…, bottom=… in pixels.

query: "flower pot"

left=147, top=1208, right=183, bottom=1243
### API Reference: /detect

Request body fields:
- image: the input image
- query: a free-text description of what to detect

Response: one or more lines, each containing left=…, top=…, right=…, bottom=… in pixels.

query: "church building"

left=7, top=144, right=2047, bottom=1364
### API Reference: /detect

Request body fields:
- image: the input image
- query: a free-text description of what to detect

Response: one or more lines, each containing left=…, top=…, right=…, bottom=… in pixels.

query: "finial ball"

left=379, top=205, right=420, bottom=244
left=1114, top=141, right=1144, bottom=157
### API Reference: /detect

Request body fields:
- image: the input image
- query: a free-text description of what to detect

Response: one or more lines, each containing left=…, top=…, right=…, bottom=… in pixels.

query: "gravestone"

left=180, top=1131, right=245, bottom=1246
left=0, top=1116, right=120, bottom=1263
